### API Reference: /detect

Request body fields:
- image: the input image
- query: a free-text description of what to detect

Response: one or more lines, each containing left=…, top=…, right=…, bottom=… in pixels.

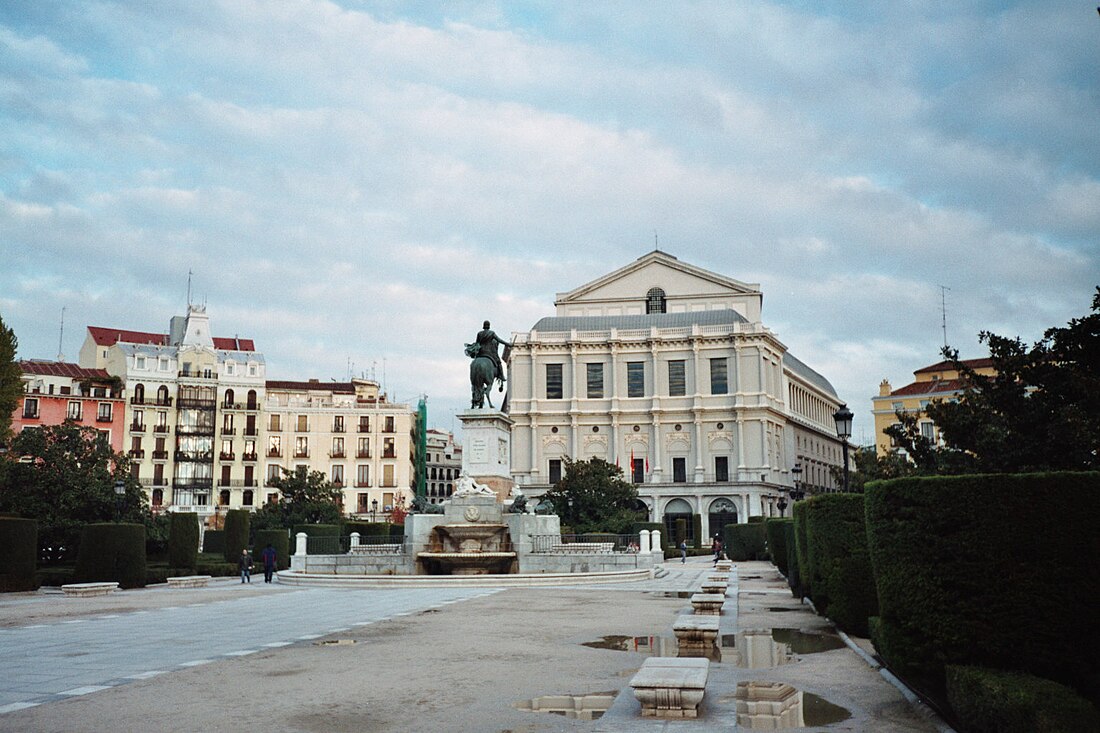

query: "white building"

left=507, top=251, right=846, bottom=542
left=424, top=428, right=462, bottom=505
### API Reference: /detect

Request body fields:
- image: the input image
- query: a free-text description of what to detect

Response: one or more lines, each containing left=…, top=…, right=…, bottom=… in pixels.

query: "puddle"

left=720, top=681, right=851, bottom=728
left=582, top=628, right=842, bottom=667
left=314, top=639, right=357, bottom=646
left=582, top=635, right=676, bottom=656
left=741, top=575, right=763, bottom=579
left=651, top=591, right=694, bottom=598
left=767, top=607, right=799, bottom=612
left=514, top=691, right=616, bottom=720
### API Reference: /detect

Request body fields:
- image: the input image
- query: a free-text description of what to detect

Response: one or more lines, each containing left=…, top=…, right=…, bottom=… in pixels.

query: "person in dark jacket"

left=238, top=549, right=251, bottom=583
left=261, top=543, right=278, bottom=583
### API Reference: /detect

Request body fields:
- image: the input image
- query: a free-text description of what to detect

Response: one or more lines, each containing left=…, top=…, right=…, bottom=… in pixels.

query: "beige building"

left=424, top=428, right=462, bottom=505
left=262, top=379, right=416, bottom=519
left=507, top=251, right=847, bottom=543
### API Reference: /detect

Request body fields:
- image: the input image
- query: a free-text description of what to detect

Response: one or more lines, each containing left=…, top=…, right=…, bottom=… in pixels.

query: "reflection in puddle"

left=582, top=628, right=843, bottom=667
left=651, top=591, right=694, bottom=598
left=722, top=681, right=851, bottom=728
left=767, top=607, right=799, bottom=612
left=582, top=635, right=677, bottom=656
left=514, top=691, right=616, bottom=720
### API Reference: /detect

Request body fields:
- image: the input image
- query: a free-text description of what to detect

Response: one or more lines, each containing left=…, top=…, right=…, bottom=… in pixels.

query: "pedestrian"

left=679, top=539, right=687, bottom=563
left=261, top=542, right=277, bottom=583
left=713, top=536, right=724, bottom=566
left=238, top=548, right=251, bottom=583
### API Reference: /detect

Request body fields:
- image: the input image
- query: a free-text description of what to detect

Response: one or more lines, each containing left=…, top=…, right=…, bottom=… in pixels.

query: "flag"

left=645, top=456, right=649, bottom=473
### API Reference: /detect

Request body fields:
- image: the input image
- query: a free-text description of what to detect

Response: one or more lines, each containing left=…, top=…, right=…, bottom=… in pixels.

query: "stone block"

left=673, top=614, right=720, bottom=650
left=61, top=582, right=119, bottom=597
left=166, top=575, right=211, bottom=588
left=691, top=592, right=725, bottom=615
left=630, top=657, right=708, bottom=718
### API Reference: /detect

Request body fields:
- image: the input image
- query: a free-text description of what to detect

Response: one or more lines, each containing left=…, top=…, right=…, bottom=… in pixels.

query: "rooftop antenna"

left=186, top=269, right=193, bottom=307
left=382, top=357, right=387, bottom=396
left=654, top=231, right=658, bottom=251
left=939, top=285, right=951, bottom=349
left=57, top=306, right=66, bottom=362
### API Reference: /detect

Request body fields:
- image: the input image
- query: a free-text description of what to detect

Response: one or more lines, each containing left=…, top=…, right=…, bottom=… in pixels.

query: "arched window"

left=223, top=389, right=235, bottom=407
left=243, top=490, right=254, bottom=506
left=133, top=383, right=145, bottom=404
left=151, top=488, right=163, bottom=507
left=157, top=385, right=169, bottom=405
left=646, top=287, right=666, bottom=314
left=246, top=390, right=258, bottom=409
left=663, top=498, right=694, bottom=546
left=708, top=498, right=738, bottom=541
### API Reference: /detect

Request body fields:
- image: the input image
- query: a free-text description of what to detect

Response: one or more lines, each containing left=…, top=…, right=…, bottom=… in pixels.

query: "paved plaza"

left=0, top=561, right=944, bottom=732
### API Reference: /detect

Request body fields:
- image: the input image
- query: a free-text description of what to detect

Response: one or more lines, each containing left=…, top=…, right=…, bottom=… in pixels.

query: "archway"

left=663, top=498, right=694, bottom=546
left=708, top=497, right=738, bottom=541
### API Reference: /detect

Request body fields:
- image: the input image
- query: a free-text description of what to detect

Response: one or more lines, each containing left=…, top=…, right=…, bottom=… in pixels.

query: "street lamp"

left=371, top=498, right=378, bottom=523
left=833, top=404, right=854, bottom=493
left=790, top=463, right=804, bottom=502
left=777, top=493, right=788, bottom=517
left=113, top=480, right=126, bottom=522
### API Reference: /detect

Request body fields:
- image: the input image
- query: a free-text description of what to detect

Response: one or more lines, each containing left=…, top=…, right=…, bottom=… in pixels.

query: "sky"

left=2, top=1, right=1098, bottom=443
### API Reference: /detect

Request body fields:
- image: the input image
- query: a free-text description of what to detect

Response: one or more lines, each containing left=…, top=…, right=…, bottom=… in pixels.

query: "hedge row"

left=723, top=522, right=766, bottom=561
left=202, top=529, right=225, bottom=555
left=222, top=509, right=251, bottom=561
left=792, top=501, right=812, bottom=600
left=763, top=518, right=791, bottom=576
left=0, top=517, right=38, bottom=591
left=167, top=513, right=199, bottom=571
left=252, top=529, right=290, bottom=570
left=802, top=494, right=877, bottom=636
left=74, top=523, right=146, bottom=588
left=783, top=521, right=801, bottom=596
left=866, top=472, right=1100, bottom=703
left=945, top=666, right=1100, bottom=733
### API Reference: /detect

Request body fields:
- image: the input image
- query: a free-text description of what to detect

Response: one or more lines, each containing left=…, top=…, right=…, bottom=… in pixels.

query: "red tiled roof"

left=914, top=357, right=994, bottom=374
left=890, top=378, right=968, bottom=397
left=265, top=380, right=356, bottom=393
left=87, top=327, right=255, bottom=352
left=20, top=360, right=113, bottom=380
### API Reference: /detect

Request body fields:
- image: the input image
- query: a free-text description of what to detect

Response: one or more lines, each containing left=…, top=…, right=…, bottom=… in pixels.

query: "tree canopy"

left=251, top=465, right=343, bottom=530
left=888, top=287, right=1100, bottom=474
left=541, top=457, right=645, bottom=534
left=0, top=315, right=20, bottom=444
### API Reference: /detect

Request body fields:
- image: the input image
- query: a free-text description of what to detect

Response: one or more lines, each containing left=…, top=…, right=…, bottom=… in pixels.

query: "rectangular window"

left=710, top=358, right=728, bottom=395
left=332, top=437, right=344, bottom=457
left=136, top=356, right=146, bottom=370
left=715, top=456, right=729, bottom=482
left=632, top=458, right=645, bottom=483
left=586, top=363, right=604, bottom=399
left=383, top=437, right=395, bottom=458
left=382, top=464, right=395, bottom=487
left=268, top=435, right=281, bottom=456
left=357, top=464, right=370, bottom=487
left=266, top=464, right=281, bottom=481
left=673, top=457, right=687, bottom=483
left=331, top=465, right=344, bottom=486
left=130, top=436, right=142, bottom=454
left=668, top=360, right=686, bottom=397
left=294, top=436, right=309, bottom=457
left=333, top=415, right=344, bottom=432
left=67, top=401, right=82, bottom=420
left=221, top=438, right=233, bottom=456
left=357, top=493, right=370, bottom=513
left=548, top=459, right=562, bottom=484
left=627, top=362, right=645, bottom=398
left=222, top=413, right=234, bottom=432
left=296, top=414, right=308, bottom=432
left=546, top=363, right=563, bottom=399
left=357, top=437, right=370, bottom=458
left=384, top=416, right=395, bottom=433
left=22, top=398, right=38, bottom=418
left=920, top=422, right=935, bottom=441
left=358, top=416, right=370, bottom=432
left=269, top=414, right=281, bottom=431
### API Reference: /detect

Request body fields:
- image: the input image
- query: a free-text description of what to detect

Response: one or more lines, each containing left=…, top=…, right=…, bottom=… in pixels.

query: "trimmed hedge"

left=389, top=523, right=404, bottom=539
left=291, top=523, right=340, bottom=554
left=222, top=509, right=251, bottom=562
left=784, top=521, right=801, bottom=596
left=747, top=515, right=765, bottom=523
left=167, top=513, right=199, bottom=571
left=74, top=523, right=147, bottom=588
left=202, top=529, right=225, bottom=555
left=352, top=522, right=392, bottom=538
left=792, top=501, right=812, bottom=600
left=674, top=518, right=687, bottom=547
left=946, top=666, right=1100, bottom=733
left=803, top=493, right=877, bottom=635
left=692, top=514, right=703, bottom=549
left=866, top=472, right=1100, bottom=701
left=0, top=517, right=38, bottom=591
left=764, top=518, right=792, bottom=576
left=723, top=522, right=766, bottom=561
left=252, top=529, right=290, bottom=571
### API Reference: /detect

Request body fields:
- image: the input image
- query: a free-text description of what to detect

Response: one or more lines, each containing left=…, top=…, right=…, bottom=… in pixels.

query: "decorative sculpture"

left=467, top=320, right=510, bottom=409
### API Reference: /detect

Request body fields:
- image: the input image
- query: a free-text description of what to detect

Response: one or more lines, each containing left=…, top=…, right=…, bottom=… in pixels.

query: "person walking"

left=712, top=535, right=724, bottom=566
left=261, top=543, right=277, bottom=583
left=679, top=539, right=687, bottom=563
left=238, top=548, right=252, bottom=583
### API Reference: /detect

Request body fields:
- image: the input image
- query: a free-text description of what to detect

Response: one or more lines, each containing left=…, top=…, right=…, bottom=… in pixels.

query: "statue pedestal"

left=457, top=408, right=513, bottom=501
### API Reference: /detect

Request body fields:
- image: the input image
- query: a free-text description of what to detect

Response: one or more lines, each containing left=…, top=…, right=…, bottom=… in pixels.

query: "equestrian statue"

left=466, top=320, right=509, bottom=409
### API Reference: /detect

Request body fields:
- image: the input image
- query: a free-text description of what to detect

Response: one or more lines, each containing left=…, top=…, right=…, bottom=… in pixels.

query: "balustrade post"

left=295, top=531, right=308, bottom=556
left=350, top=532, right=360, bottom=550
left=650, top=529, right=662, bottom=556
left=639, top=529, right=651, bottom=554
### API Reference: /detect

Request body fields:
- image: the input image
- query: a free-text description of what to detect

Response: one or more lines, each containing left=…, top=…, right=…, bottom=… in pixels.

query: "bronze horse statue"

left=466, top=342, right=505, bottom=409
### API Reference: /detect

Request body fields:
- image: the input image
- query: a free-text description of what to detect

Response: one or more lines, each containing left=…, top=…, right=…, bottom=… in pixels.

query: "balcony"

left=217, top=479, right=259, bottom=487
left=382, top=451, right=396, bottom=459
left=358, top=423, right=370, bottom=433
left=293, top=449, right=310, bottom=459
left=128, top=449, right=145, bottom=459
left=219, top=451, right=235, bottom=461
left=356, top=450, right=371, bottom=459
left=221, top=427, right=236, bottom=436
left=176, top=425, right=214, bottom=437
left=67, top=412, right=83, bottom=421
left=268, top=423, right=283, bottom=432
left=152, top=451, right=169, bottom=460
left=355, top=481, right=371, bottom=488
left=332, top=425, right=345, bottom=433
left=177, top=398, right=216, bottom=409
left=153, top=425, right=171, bottom=434
left=96, top=414, right=114, bottom=423
left=242, top=452, right=258, bottom=462
left=130, top=422, right=146, bottom=432
left=130, top=396, right=146, bottom=405
left=330, top=450, right=346, bottom=459
left=22, top=410, right=39, bottom=420
left=155, top=397, right=173, bottom=407
left=177, top=370, right=215, bottom=381
left=139, top=478, right=169, bottom=487
left=175, top=451, right=214, bottom=462
left=243, top=427, right=258, bottom=437
left=266, top=449, right=282, bottom=458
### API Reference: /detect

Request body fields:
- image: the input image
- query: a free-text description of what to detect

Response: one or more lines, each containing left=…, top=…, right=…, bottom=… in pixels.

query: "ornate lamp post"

left=833, top=404, right=854, bottom=493
left=777, top=493, right=788, bottom=517
left=371, top=498, right=378, bottom=523
left=790, top=463, right=804, bottom=502
left=113, top=480, right=126, bottom=522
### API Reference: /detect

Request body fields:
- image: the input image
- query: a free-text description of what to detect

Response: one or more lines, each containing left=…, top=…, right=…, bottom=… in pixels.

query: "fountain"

left=416, top=477, right=518, bottom=574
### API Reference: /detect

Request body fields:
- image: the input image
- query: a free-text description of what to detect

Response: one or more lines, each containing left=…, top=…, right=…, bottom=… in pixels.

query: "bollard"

left=639, top=529, right=651, bottom=554
left=651, top=529, right=662, bottom=555
left=295, top=532, right=308, bottom=556
left=350, top=532, right=360, bottom=550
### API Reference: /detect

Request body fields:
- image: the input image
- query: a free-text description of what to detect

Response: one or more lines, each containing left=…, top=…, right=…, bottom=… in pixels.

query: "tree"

left=251, top=466, right=342, bottom=530
left=541, top=457, right=645, bottom=534
left=923, top=287, right=1100, bottom=473
left=829, top=446, right=919, bottom=493
left=883, top=412, right=977, bottom=476
left=0, top=423, right=147, bottom=563
left=0, top=315, right=20, bottom=444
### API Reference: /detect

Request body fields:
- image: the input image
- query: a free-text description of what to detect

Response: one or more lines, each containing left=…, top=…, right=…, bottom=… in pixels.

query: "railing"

left=128, top=449, right=145, bottom=458
left=96, top=414, right=113, bottom=423
left=130, top=397, right=145, bottom=405
left=242, top=452, right=258, bottom=461
left=152, top=451, right=168, bottom=460
left=529, top=534, right=640, bottom=554
left=293, top=449, right=310, bottom=458
left=154, top=425, right=170, bottom=433
left=356, top=450, right=371, bottom=459
left=221, top=427, right=236, bottom=436
left=130, top=422, right=145, bottom=432
left=219, top=452, right=235, bottom=461
left=243, top=428, right=258, bottom=436
left=357, top=423, right=370, bottom=433
left=155, top=397, right=173, bottom=407
left=216, top=479, right=258, bottom=487
left=22, top=410, right=39, bottom=419
left=332, top=425, right=345, bottom=433
left=177, top=398, right=216, bottom=409
left=330, top=451, right=346, bottom=458
left=267, top=449, right=282, bottom=457
left=303, top=534, right=406, bottom=555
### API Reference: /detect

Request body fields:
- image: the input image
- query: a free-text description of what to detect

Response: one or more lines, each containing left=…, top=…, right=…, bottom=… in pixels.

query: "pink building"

left=12, top=360, right=127, bottom=453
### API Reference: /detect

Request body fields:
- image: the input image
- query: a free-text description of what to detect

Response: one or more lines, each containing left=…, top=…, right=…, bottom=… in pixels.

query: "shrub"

left=222, top=509, right=251, bottom=562
left=747, top=515, right=765, bottom=523
left=692, top=514, right=703, bottom=548
left=803, top=493, right=877, bottom=635
left=764, top=518, right=792, bottom=576
left=723, top=522, right=765, bottom=561
left=342, top=521, right=373, bottom=538
left=0, top=517, right=38, bottom=591
left=784, top=521, right=801, bottom=596
left=252, top=529, right=290, bottom=570
left=36, top=567, right=74, bottom=587
left=202, top=529, right=225, bottom=555
left=674, top=518, right=687, bottom=547
left=74, top=523, right=147, bottom=588
left=866, top=472, right=1100, bottom=701
left=946, top=666, right=1100, bottom=733
left=194, top=559, right=240, bottom=577
left=792, top=501, right=812, bottom=600
left=389, top=523, right=404, bottom=539
left=354, top=522, right=393, bottom=538
left=291, top=523, right=340, bottom=554
left=167, top=513, right=199, bottom=571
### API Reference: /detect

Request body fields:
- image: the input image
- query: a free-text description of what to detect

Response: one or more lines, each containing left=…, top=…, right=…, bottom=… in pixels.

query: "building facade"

left=424, top=428, right=462, bottom=505
left=872, top=357, right=997, bottom=457
left=262, top=378, right=416, bottom=519
left=507, top=251, right=846, bottom=542
left=13, top=360, right=126, bottom=451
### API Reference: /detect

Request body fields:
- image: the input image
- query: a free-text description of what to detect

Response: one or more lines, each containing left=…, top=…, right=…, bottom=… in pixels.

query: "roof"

left=88, top=326, right=256, bottom=352
left=889, top=378, right=969, bottom=397
left=531, top=309, right=749, bottom=332
left=265, top=380, right=356, bottom=394
left=20, top=360, right=113, bottom=380
left=782, top=353, right=838, bottom=398
left=914, top=357, right=994, bottom=374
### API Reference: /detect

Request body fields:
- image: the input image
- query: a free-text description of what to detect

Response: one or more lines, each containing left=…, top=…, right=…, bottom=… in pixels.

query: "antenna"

left=57, top=306, right=66, bottom=362
left=654, top=231, right=658, bottom=251
left=939, top=285, right=951, bottom=348
left=186, top=269, right=193, bottom=307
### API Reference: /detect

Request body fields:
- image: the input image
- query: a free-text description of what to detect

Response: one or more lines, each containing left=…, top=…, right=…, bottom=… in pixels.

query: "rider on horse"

left=476, top=320, right=507, bottom=384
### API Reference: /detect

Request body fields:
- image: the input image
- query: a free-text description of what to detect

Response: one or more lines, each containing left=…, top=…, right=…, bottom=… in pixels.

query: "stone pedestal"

left=457, top=408, right=514, bottom=500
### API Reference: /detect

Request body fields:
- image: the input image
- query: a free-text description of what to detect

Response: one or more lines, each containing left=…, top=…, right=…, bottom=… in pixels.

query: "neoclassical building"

left=507, top=251, right=846, bottom=542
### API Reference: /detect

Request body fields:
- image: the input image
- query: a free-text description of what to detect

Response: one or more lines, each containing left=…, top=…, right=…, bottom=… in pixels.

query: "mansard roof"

left=20, top=360, right=112, bottom=380
left=782, top=353, right=838, bottom=398
left=88, top=326, right=256, bottom=352
left=531, top=309, right=748, bottom=332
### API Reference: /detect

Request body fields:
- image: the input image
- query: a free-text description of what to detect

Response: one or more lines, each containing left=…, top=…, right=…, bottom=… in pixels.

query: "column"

left=639, top=529, right=651, bottom=554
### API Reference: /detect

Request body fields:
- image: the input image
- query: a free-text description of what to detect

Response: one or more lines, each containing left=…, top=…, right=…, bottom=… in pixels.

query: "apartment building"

left=13, top=360, right=126, bottom=451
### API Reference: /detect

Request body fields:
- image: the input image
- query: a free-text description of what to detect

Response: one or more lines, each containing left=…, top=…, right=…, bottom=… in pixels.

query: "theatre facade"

left=507, top=251, right=846, bottom=542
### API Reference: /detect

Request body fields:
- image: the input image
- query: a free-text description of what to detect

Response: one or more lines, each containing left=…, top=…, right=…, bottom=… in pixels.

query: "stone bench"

left=630, top=657, right=709, bottom=718
left=61, top=582, right=119, bottom=597
left=690, top=592, right=725, bottom=615
left=166, top=575, right=212, bottom=588
left=706, top=572, right=728, bottom=583
left=715, top=560, right=733, bottom=572
left=673, top=614, right=720, bottom=652
left=700, top=580, right=728, bottom=595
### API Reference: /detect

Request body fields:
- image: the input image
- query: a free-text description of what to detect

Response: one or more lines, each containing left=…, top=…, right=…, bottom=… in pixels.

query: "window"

left=269, top=414, right=281, bottom=431
left=332, top=437, right=344, bottom=457
left=159, top=357, right=169, bottom=371
left=383, top=437, right=395, bottom=458
left=67, top=401, right=82, bottom=420
left=668, top=360, right=686, bottom=397
left=296, top=414, right=308, bottom=432
left=225, top=361, right=235, bottom=376
left=294, top=436, right=309, bottom=458
left=357, top=493, right=371, bottom=513
left=921, top=422, right=935, bottom=441
left=715, top=456, right=729, bottom=482
left=358, top=416, right=370, bottom=432
left=243, top=490, right=253, bottom=506
left=156, top=385, right=169, bottom=405
left=545, top=363, right=563, bottom=399
left=382, top=464, right=395, bottom=487
left=132, top=409, right=144, bottom=430
left=331, top=465, right=344, bottom=486
left=223, top=389, right=235, bottom=407
left=356, top=464, right=371, bottom=487
left=136, top=356, right=146, bottom=370
left=222, top=413, right=234, bottom=433
left=710, top=358, right=728, bottom=395
left=632, top=458, right=645, bottom=483
left=889, top=423, right=902, bottom=448
left=266, top=464, right=282, bottom=482
left=333, top=415, right=344, bottom=432
left=384, top=416, right=395, bottom=433
left=96, top=402, right=112, bottom=421
left=221, top=439, right=233, bottom=457
left=646, top=287, right=666, bottom=314
left=357, top=437, right=370, bottom=458
left=268, top=435, right=281, bottom=456
left=627, top=362, right=645, bottom=397
left=892, top=402, right=904, bottom=411
left=22, top=398, right=38, bottom=418
left=673, top=457, right=687, bottom=483
left=586, top=363, right=604, bottom=398
left=244, top=440, right=256, bottom=459
left=548, top=459, right=562, bottom=484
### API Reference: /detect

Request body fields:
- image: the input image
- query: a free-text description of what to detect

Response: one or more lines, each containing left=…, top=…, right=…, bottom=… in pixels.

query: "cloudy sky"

left=2, top=1, right=1098, bottom=442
